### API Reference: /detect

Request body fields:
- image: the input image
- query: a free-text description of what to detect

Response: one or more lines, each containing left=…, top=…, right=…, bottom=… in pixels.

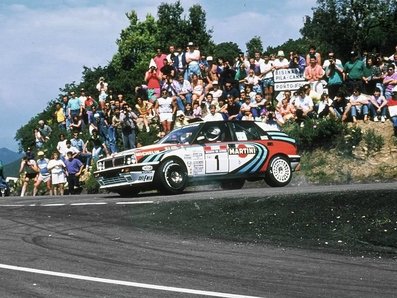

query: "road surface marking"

left=0, top=263, right=264, bottom=298
left=116, top=201, right=154, bottom=205
left=41, top=204, right=66, bottom=207
left=0, top=204, right=25, bottom=207
left=70, top=202, right=108, bottom=206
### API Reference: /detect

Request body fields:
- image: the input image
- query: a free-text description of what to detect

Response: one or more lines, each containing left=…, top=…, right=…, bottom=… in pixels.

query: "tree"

left=157, top=1, right=187, bottom=50
left=186, top=4, right=214, bottom=55
left=246, top=36, right=263, bottom=58
left=300, top=0, right=397, bottom=60
left=212, top=42, right=241, bottom=64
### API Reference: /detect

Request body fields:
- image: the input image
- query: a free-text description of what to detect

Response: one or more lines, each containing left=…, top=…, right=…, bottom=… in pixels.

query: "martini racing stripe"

left=230, top=143, right=268, bottom=174
left=267, top=132, right=296, bottom=144
left=141, top=152, right=166, bottom=163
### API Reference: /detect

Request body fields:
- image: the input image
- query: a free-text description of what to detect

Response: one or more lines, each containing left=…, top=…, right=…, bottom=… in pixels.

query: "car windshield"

left=157, top=124, right=202, bottom=145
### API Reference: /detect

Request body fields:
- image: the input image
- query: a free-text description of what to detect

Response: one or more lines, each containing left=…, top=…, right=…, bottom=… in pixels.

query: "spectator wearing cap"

left=33, top=151, right=52, bottom=196
left=344, top=50, right=365, bottom=94
left=184, top=42, right=201, bottom=80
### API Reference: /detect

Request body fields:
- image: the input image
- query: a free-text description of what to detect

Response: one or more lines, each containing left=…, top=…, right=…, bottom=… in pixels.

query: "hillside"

left=0, top=148, right=22, bottom=165
left=297, top=120, right=397, bottom=184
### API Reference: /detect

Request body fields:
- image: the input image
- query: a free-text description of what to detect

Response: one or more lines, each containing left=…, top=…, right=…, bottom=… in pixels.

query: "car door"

left=196, top=122, right=231, bottom=174
left=227, top=122, right=269, bottom=175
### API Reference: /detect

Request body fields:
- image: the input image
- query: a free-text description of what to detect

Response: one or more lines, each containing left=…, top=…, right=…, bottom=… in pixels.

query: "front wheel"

left=156, top=159, right=187, bottom=195
left=264, top=156, right=292, bottom=187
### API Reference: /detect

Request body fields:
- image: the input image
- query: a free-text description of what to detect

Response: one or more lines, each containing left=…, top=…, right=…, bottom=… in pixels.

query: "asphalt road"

left=0, top=183, right=396, bottom=297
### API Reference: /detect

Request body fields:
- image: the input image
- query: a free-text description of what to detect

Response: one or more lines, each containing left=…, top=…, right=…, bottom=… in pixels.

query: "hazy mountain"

left=0, top=147, right=22, bottom=165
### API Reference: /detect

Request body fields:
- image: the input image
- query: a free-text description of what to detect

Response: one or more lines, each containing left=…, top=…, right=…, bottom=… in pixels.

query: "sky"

left=0, top=0, right=316, bottom=152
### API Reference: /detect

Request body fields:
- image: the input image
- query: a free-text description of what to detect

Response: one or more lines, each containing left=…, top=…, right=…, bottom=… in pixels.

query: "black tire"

left=264, top=155, right=292, bottom=187
left=220, top=179, right=245, bottom=190
left=156, top=159, right=187, bottom=195
left=117, top=188, right=140, bottom=197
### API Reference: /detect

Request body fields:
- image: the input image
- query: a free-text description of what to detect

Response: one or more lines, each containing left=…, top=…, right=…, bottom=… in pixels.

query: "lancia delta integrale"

left=94, top=120, right=300, bottom=196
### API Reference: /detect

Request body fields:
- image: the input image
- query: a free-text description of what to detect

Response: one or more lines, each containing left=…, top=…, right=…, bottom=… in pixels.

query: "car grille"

left=104, top=157, right=125, bottom=169
left=100, top=175, right=133, bottom=186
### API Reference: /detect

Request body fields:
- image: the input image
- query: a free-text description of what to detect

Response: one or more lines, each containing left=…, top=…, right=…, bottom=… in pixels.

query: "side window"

left=198, top=123, right=232, bottom=143
left=232, top=122, right=261, bottom=141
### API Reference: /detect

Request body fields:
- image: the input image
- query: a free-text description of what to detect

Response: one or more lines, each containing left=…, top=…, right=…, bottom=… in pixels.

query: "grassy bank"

left=126, top=190, right=397, bottom=258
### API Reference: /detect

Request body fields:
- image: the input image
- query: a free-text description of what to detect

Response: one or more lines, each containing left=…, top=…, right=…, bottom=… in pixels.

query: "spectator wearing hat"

left=174, top=110, right=189, bottom=128
left=145, top=62, right=162, bottom=100
left=273, top=50, right=289, bottom=70
left=344, top=51, right=365, bottom=94
left=33, top=151, right=52, bottom=196
left=209, top=80, right=223, bottom=104
left=184, top=42, right=201, bottom=80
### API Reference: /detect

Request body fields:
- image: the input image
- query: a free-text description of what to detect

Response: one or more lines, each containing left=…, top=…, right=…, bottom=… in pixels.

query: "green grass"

left=125, top=190, right=397, bottom=258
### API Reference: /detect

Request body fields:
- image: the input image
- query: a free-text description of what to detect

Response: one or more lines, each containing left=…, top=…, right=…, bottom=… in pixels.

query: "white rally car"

left=94, top=120, right=300, bottom=196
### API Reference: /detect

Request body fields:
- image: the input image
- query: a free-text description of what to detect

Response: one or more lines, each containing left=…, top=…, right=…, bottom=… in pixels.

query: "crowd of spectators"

left=19, top=42, right=397, bottom=196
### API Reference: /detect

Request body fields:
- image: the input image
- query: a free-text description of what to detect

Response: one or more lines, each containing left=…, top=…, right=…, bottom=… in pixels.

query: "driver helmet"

left=206, top=126, right=222, bottom=141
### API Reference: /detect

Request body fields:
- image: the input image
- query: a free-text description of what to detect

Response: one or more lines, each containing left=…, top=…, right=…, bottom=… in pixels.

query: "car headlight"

left=97, top=160, right=105, bottom=171
left=126, top=153, right=137, bottom=165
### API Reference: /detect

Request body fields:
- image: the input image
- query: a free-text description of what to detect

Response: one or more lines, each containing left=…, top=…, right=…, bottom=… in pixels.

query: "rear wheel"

left=264, top=155, right=292, bottom=187
left=156, top=159, right=187, bottom=195
left=220, top=179, right=245, bottom=190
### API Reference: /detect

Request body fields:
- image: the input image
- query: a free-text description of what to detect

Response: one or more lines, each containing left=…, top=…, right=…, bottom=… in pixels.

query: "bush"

left=362, top=129, right=384, bottom=157
left=283, top=118, right=349, bottom=151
